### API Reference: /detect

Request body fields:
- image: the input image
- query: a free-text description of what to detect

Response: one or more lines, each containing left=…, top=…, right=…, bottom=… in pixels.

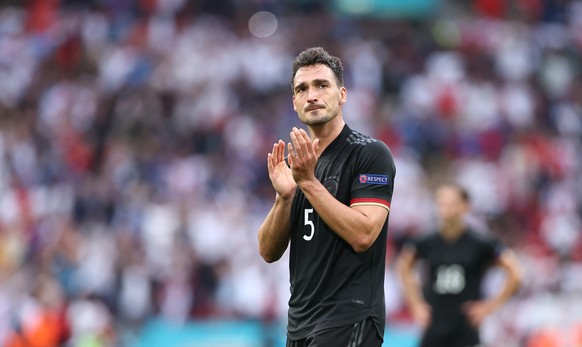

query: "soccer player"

left=396, top=184, right=522, bottom=347
left=258, top=47, right=396, bottom=347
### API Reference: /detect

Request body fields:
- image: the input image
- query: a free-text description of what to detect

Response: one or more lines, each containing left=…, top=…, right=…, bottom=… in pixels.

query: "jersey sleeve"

left=349, top=140, right=396, bottom=212
left=478, top=233, right=506, bottom=263
left=405, top=234, right=430, bottom=259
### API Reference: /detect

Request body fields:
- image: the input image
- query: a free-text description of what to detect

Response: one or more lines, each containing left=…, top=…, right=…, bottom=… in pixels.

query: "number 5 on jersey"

left=304, top=208, right=314, bottom=241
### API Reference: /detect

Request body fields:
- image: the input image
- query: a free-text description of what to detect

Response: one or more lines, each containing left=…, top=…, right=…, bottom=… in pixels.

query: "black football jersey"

left=411, top=229, right=504, bottom=313
left=287, top=124, right=396, bottom=340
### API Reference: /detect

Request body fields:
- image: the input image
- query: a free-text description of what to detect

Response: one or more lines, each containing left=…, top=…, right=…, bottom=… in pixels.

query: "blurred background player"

left=396, top=184, right=521, bottom=347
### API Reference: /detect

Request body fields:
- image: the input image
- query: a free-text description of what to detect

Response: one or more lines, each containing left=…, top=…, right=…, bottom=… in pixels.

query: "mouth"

left=305, top=106, right=324, bottom=112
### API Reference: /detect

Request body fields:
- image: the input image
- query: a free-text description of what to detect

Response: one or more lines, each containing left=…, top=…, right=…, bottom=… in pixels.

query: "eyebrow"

left=294, top=79, right=331, bottom=90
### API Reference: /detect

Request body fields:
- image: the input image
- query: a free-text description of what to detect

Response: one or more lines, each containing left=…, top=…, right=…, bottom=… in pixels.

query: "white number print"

left=433, top=264, right=465, bottom=294
left=303, top=208, right=315, bottom=241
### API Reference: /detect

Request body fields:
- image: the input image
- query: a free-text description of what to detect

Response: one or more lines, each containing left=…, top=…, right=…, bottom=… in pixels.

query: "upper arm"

left=349, top=140, right=396, bottom=213
left=397, top=244, right=418, bottom=271
left=352, top=204, right=389, bottom=231
left=495, top=249, right=521, bottom=277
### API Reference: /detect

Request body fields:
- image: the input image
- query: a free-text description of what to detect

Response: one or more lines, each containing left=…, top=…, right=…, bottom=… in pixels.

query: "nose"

left=307, top=87, right=318, bottom=103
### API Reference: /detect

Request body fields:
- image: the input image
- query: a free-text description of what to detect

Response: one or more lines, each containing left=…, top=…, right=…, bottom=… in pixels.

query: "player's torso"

left=421, top=232, right=490, bottom=306
left=289, top=128, right=384, bottom=254
left=288, top=127, right=385, bottom=302
left=286, top=125, right=393, bottom=338
left=289, top=136, right=356, bottom=273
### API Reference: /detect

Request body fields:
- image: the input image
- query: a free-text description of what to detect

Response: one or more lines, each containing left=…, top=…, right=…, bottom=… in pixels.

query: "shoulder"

left=346, top=129, right=395, bottom=164
left=465, top=229, right=497, bottom=244
left=465, top=229, right=506, bottom=252
left=347, top=129, right=391, bottom=152
left=403, top=232, right=438, bottom=259
left=407, top=231, right=439, bottom=248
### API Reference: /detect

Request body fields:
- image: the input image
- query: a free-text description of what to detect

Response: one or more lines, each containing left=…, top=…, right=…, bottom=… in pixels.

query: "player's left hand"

left=463, top=300, right=497, bottom=327
left=288, top=127, right=319, bottom=185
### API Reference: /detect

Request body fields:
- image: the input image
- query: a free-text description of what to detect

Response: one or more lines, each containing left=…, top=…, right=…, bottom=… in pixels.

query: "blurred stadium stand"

left=0, top=0, right=581, bottom=346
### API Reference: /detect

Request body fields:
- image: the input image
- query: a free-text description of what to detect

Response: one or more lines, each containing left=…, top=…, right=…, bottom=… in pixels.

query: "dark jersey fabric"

left=411, top=229, right=504, bottom=319
left=287, top=124, right=396, bottom=341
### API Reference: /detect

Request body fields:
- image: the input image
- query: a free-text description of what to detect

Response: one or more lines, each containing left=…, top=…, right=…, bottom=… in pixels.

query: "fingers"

left=267, top=152, right=273, bottom=173
left=273, top=128, right=314, bottom=171
left=467, top=312, right=481, bottom=327
left=313, top=138, right=320, bottom=154
left=289, top=129, right=302, bottom=159
left=463, top=301, right=486, bottom=327
left=268, top=140, right=286, bottom=173
left=415, top=304, right=431, bottom=328
left=287, top=142, right=295, bottom=167
left=277, top=140, right=286, bottom=163
left=268, top=143, right=277, bottom=174
left=463, top=301, right=478, bottom=315
left=420, top=312, right=431, bottom=328
left=290, top=127, right=314, bottom=159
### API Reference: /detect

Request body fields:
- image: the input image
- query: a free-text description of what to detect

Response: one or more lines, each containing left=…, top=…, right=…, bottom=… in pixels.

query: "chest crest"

left=323, top=176, right=339, bottom=196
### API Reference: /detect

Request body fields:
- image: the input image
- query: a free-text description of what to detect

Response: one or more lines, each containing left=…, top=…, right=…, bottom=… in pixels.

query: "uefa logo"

left=358, top=174, right=389, bottom=185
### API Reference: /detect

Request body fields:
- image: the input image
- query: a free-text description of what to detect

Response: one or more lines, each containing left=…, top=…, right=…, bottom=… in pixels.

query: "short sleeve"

left=473, top=232, right=506, bottom=263
left=407, top=235, right=429, bottom=260
left=349, top=140, right=396, bottom=212
left=479, top=233, right=505, bottom=263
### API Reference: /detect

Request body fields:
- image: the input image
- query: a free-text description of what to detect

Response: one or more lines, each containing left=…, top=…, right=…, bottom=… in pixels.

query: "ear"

left=339, top=86, right=347, bottom=105
left=461, top=201, right=470, bottom=214
left=292, top=94, right=298, bottom=111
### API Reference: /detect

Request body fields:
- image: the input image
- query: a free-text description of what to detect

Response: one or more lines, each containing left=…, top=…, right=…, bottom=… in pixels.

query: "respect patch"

left=358, top=174, right=389, bottom=185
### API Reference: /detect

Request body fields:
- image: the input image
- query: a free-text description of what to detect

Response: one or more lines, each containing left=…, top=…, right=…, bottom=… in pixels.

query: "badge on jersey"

left=358, top=174, right=389, bottom=185
left=323, top=176, right=339, bottom=195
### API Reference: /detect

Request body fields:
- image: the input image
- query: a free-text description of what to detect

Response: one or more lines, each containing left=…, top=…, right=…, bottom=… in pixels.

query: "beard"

left=300, top=109, right=337, bottom=126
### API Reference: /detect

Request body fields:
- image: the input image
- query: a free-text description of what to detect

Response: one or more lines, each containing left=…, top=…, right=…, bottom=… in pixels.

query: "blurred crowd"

left=0, top=0, right=581, bottom=346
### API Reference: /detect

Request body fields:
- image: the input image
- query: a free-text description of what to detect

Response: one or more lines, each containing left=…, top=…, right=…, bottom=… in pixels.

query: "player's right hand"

left=411, top=301, right=431, bottom=328
left=268, top=140, right=297, bottom=199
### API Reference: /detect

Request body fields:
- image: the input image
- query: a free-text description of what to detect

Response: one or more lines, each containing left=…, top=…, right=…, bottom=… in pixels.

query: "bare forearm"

left=490, top=251, right=522, bottom=309
left=299, top=179, right=383, bottom=252
left=397, top=253, right=425, bottom=309
left=490, top=279, right=519, bottom=312
left=258, top=194, right=293, bottom=263
left=402, top=273, right=424, bottom=308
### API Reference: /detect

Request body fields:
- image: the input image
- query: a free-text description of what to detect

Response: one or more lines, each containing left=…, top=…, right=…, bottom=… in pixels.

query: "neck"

left=308, top=118, right=345, bottom=156
left=440, top=220, right=465, bottom=241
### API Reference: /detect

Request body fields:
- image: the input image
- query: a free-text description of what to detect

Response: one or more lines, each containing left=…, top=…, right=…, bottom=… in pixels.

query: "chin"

left=304, top=114, right=334, bottom=126
left=305, top=119, right=329, bottom=126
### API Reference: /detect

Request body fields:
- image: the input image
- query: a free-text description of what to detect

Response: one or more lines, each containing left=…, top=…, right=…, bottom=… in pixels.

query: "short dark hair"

left=440, top=183, right=471, bottom=204
left=291, top=47, right=344, bottom=89
left=456, top=184, right=471, bottom=204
